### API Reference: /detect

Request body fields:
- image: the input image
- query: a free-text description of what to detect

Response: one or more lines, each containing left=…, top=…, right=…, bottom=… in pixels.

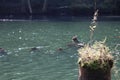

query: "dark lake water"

left=0, top=17, right=120, bottom=80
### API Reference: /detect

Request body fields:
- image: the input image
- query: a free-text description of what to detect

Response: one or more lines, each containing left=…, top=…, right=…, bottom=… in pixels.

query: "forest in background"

left=0, top=0, right=120, bottom=18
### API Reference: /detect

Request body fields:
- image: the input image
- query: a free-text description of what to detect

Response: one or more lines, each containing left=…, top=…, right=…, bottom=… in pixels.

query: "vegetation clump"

left=78, top=40, right=113, bottom=71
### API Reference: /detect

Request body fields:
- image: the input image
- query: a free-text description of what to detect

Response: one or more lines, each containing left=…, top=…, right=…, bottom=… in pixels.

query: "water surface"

left=0, top=18, right=120, bottom=80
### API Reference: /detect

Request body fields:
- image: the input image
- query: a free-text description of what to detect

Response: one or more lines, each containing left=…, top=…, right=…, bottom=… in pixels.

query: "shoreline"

left=0, top=15, right=120, bottom=22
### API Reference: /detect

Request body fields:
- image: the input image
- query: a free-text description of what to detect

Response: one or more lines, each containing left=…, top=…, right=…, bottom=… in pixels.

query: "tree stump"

left=78, top=67, right=112, bottom=80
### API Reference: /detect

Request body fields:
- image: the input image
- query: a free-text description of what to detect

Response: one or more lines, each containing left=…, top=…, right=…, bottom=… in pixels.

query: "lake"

left=0, top=17, right=120, bottom=80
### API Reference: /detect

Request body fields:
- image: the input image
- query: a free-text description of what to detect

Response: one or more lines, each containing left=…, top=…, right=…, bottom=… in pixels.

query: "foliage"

left=0, top=0, right=120, bottom=15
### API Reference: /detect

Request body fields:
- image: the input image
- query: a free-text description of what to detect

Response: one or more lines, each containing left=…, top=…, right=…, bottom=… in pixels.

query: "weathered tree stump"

left=78, top=67, right=112, bottom=80
left=77, top=42, right=114, bottom=80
